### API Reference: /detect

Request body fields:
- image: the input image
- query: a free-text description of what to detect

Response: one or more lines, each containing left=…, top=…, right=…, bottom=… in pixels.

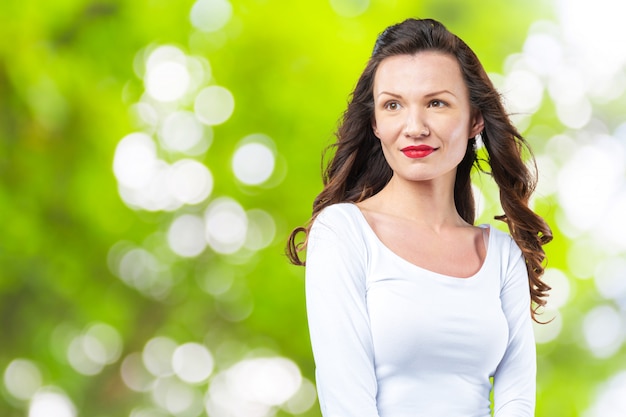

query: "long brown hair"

left=286, top=18, right=552, bottom=320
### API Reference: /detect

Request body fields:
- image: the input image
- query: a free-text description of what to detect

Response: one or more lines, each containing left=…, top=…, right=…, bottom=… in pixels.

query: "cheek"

left=443, top=123, right=471, bottom=159
left=373, top=117, right=399, bottom=141
left=447, top=119, right=473, bottom=144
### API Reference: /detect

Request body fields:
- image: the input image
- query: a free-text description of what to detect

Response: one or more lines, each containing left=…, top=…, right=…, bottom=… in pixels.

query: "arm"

left=305, top=208, right=380, bottom=417
left=493, top=239, right=536, bottom=417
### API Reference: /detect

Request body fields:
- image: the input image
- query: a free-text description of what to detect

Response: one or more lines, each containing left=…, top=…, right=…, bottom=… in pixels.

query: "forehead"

left=373, top=51, right=467, bottom=94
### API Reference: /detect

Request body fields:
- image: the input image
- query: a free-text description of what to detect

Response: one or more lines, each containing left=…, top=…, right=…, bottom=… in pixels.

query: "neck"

left=368, top=173, right=465, bottom=229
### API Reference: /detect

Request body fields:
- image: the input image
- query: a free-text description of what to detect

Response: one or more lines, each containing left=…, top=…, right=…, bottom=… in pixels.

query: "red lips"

left=401, top=145, right=436, bottom=158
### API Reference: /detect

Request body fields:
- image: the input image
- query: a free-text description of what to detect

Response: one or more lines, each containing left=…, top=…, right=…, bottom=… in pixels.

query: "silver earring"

left=474, top=132, right=483, bottom=149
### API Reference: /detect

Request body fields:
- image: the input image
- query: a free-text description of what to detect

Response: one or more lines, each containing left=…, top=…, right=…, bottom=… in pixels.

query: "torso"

left=305, top=203, right=535, bottom=417
left=307, top=203, right=516, bottom=416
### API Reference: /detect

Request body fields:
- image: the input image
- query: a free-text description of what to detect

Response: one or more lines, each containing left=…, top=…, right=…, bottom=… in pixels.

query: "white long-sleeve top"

left=305, top=203, right=536, bottom=417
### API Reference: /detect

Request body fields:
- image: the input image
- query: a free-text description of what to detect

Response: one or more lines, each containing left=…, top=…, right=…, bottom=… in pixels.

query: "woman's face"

left=372, top=51, right=484, bottom=186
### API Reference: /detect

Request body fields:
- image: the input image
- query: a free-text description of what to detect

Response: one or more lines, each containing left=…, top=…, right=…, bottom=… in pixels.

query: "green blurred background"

left=2, top=0, right=626, bottom=416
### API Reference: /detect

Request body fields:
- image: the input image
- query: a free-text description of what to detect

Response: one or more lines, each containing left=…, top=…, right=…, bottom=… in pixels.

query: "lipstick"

left=401, top=145, right=436, bottom=158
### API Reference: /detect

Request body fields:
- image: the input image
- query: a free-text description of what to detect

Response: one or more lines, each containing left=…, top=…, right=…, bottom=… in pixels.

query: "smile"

left=401, top=145, right=436, bottom=159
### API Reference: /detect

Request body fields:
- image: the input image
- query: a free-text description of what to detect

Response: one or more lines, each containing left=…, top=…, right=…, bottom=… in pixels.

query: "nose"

left=404, top=107, right=429, bottom=138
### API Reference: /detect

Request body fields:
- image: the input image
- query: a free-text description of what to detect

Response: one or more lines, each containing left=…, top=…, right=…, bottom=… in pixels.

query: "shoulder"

left=307, top=203, right=370, bottom=264
left=313, top=203, right=363, bottom=231
left=309, top=203, right=369, bottom=247
left=486, top=225, right=527, bottom=282
left=488, top=225, right=522, bottom=255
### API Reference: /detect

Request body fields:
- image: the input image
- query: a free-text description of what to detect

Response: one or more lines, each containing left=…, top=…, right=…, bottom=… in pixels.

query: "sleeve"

left=492, top=238, right=537, bottom=417
left=305, top=207, right=380, bottom=417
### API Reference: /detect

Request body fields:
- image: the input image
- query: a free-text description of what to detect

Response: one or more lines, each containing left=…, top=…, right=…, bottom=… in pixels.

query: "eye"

left=429, top=99, right=447, bottom=108
left=383, top=101, right=401, bottom=111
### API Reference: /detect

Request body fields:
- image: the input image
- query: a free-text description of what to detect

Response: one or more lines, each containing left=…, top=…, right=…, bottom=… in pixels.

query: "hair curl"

left=286, top=18, right=552, bottom=321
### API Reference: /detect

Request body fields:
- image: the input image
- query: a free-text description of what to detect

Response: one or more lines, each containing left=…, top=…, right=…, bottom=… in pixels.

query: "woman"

left=287, top=18, right=552, bottom=417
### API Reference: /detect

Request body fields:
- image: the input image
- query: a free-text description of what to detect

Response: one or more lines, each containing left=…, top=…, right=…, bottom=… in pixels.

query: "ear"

left=470, top=110, right=485, bottom=137
left=372, top=118, right=379, bottom=138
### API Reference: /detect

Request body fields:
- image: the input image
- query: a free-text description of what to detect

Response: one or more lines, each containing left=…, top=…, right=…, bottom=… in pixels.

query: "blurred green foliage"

left=1, top=0, right=625, bottom=416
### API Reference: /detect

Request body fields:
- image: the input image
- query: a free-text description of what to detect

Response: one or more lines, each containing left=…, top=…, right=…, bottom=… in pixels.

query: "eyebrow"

left=377, top=91, right=402, bottom=98
left=376, top=89, right=457, bottom=98
left=425, top=89, right=456, bottom=98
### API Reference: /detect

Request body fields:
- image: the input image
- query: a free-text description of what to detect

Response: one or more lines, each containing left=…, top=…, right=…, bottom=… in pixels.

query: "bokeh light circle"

left=583, top=371, right=626, bottom=417
left=172, top=342, right=214, bottom=383
left=595, top=189, right=626, bottom=251
left=167, top=159, right=214, bottom=205
left=145, top=45, right=186, bottom=72
left=194, top=86, right=235, bottom=125
left=245, top=209, right=276, bottom=251
left=159, top=111, right=207, bottom=154
left=229, top=357, right=302, bottom=405
left=167, top=214, right=207, bottom=257
left=502, top=69, right=544, bottom=113
left=196, top=263, right=235, bottom=296
left=190, top=0, right=233, bottom=32
left=145, top=61, right=190, bottom=102
left=557, top=0, right=626, bottom=77
left=28, top=387, right=76, bottom=417
left=541, top=268, right=570, bottom=310
left=85, top=323, right=123, bottom=365
left=142, top=337, right=177, bottom=377
left=557, top=141, right=625, bottom=232
left=555, top=98, right=592, bottom=129
left=522, top=31, right=563, bottom=76
left=117, top=247, right=168, bottom=297
left=281, top=377, right=317, bottom=414
left=594, top=256, right=626, bottom=301
left=3, top=359, right=42, bottom=401
left=113, top=133, right=158, bottom=189
left=130, top=102, right=159, bottom=128
left=547, top=66, right=586, bottom=104
left=565, top=238, right=604, bottom=280
left=152, top=377, right=203, bottom=415
left=67, top=335, right=104, bottom=376
left=582, top=305, right=624, bottom=358
left=232, top=142, right=276, bottom=185
left=121, top=353, right=154, bottom=392
left=204, top=198, right=248, bottom=254
left=205, top=356, right=303, bottom=417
